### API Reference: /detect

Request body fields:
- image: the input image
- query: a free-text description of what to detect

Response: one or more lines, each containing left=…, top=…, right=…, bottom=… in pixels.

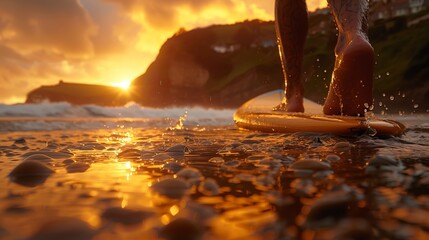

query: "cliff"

left=130, top=20, right=284, bottom=108
left=26, top=81, right=130, bottom=106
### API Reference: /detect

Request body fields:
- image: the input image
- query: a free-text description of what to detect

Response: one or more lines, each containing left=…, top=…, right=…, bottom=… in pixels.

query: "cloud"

left=0, top=0, right=97, bottom=57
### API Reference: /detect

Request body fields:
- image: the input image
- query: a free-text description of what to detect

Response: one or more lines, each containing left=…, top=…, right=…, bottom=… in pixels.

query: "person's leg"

left=274, top=0, right=308, bottom=112
left=323, top=0, right=374, bottom=116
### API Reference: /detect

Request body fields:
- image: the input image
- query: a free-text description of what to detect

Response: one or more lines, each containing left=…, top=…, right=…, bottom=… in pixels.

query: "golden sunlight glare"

left=113, top=80, right=132, bottom=90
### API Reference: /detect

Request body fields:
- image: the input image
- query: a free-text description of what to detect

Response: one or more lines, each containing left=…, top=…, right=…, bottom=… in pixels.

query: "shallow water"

left=0, top=115, right=429, bottom=239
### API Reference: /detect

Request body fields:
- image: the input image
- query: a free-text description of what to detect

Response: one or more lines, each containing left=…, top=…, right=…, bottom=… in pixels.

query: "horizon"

left=0, top=0, right=328, bottom=104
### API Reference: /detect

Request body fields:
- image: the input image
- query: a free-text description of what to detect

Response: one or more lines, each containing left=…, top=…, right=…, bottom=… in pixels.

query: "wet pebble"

left=176, top=168, right=203, bottom=184
left=24, top=154, right=54, bottom=163
left=8, top=160, right=55, bottom=187
left=166, top=144, right=190, bottom=155
left=290, top=159, right=331, bottom=171
left=366, top=155, right=401, bottom=173
left=66, top=162, right=90, bottom=173
left=101, top=207, right=153, bottom=225
left=231, top=173, right=255, bottom=183
left=29, top=217, right=95, bottom=240
left=222, top=160, right=241, bottom=168
left=332, top=218, right=373, bottom=240
left=14, top=138, right=26, bottom=144
left=246, top=155, right=266, bottom=161
left=334, top=142, right=351, bottom=152
left=208, top=157, right=224, bottom=164
left=152, top=178, right=190, bottom=199
left=253, top=175, right=275, bottom=189
left=153, top=153, right=173, bottom=161
left=198, top=178, right=220, bottom=196
left=118, top=149, right=141, bottom=159
left=62, top=159, right=76, bottom=165
left=306, top=189, right=357, bottom=228
left=22, top=151, right=73, bottom=159
left=159, top=218, right=203, bottom=240
left=325, top=154, right=341, bottom=162
left=162, top=162, right=184, bottom=173
left=290, top=179, right=317, bottom=197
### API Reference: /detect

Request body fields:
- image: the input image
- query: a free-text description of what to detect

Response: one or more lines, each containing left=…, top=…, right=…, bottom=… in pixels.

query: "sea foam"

left=0, top=102, right=235, bottom=131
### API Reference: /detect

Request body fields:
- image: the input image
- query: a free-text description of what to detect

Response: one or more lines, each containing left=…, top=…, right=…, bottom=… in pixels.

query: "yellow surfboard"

left=234, top=90, right=406, bottom=136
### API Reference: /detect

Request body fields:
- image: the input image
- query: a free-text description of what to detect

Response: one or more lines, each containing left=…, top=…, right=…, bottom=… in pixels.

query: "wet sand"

left=1, top=119, right=429, bottom=239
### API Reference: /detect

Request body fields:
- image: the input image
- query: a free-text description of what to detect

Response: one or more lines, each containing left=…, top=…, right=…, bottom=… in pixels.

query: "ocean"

left=0, top=102, right=428, bottom=239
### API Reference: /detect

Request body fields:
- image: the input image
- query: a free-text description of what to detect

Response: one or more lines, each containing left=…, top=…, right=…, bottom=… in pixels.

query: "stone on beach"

left=151, top=178, right=190, bottom=199
left=24, top=154, right=54, bottom=163
left=305, top=189, right=358, bottom=228
left=66, top=162, right=90, bottom=173
left=198, top=178, right=220, bottom=196
left=8, top=160, right=55, bottom=187
left=159, top=218, right=203, bottom=240
left=166, top=144, right=191, bottom=155
left=290, top=159, right=331, bottom=171
left=117, top=149, right=142, bottom=159
left=22, top=151, right=73, bottom=159
left=176, top=168, right=203, bottom=184
left=29, top=217, right=95, bottom=240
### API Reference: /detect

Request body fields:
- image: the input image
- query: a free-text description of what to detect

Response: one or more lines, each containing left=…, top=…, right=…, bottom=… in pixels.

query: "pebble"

left=208, top=157, right=225, bottom=164
left=14, top=138, right=26, bottom=144
left=118, top=149, right=141, bottom=159
left=334, top=142, right=351, bottom=152
left=66, top=162, right=90, bottom=173
left=153, top=154, right=173, bottom=161
left=101, top=207, right=153, bottom=225
left=176, top=168, right=203, bottom=184
left=366, top=155, right=401, bottom=173
left=162, top=162, right=185, bottom=173
left=22, top=151, right=73, bottom=159
left=151, top=178, right=190, bottom=199
left=8, top=160, right=55, bottom=187
left=290, top=159, right=331, bottom=171
left=166, top=144, right=190, bottom=155
left=222, top=160, right=241, bottom=168
left=198, top=178, right=220, bottom=196
left=24, top=154, right=54, bottom=163
left=332, top=218, right=373, bottom=240
left=290, top=179, right=317, bottom=197
left=159, top=218, right=203, bottom=240
left=29, top=217, right=95, bottom=240
left=325, top=154, right=341, bottom=162
left=305, top=190, right=356, bottom=228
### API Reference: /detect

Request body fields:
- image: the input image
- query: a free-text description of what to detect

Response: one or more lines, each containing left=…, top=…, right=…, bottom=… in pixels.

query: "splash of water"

left=168, top=111, right=188, bottom=130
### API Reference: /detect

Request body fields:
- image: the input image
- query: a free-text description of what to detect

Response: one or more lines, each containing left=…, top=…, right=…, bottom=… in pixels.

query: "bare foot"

left=273, top=94, right=304, bottom=112
left=323, top=34, right=374, bottom=116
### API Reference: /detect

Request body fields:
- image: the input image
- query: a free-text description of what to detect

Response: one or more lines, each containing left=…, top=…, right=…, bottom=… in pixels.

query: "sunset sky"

left=0, top=0, right=326, bottom=104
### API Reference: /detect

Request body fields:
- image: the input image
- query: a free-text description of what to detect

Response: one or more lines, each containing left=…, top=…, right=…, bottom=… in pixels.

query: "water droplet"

left=379, top=102, right=383, bottom=107
left=386, top=72, right=390, bottom=76
left=414, top=104, right=419, bottom=109
left=382, top=93, right=386, bottom=97
left=390, top=96, right=394, bottom=101
left=364, top=103, right=369, bottom=108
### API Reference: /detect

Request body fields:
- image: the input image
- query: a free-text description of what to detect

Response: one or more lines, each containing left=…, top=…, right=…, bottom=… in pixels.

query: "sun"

left=112, top=80, right=132, bottom=90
